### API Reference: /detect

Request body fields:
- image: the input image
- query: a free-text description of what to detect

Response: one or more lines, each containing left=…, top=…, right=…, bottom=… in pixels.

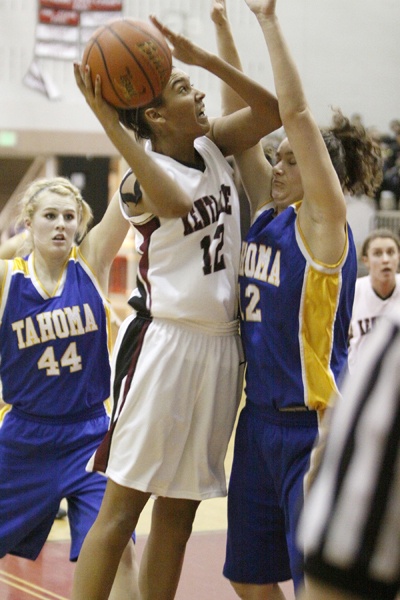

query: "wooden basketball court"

left=0, top=415, right=295, bottom=599
left=0, top=524, right=295, bottom=600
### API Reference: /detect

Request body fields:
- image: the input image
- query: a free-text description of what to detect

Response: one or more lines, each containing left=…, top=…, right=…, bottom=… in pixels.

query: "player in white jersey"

left=119, top=135, right=242, bottom=324
left=0, top=177, right=138, bottom=599
left=71, top=14, right=281, bottom=600
left=88, top=136, right=244, bottom=499
left=348, top=229, right=400, bottom=372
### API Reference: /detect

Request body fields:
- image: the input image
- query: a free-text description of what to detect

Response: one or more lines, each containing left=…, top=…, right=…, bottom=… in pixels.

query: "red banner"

left=34, top=0, right=123, bottom=61
left=39, top=1, right=122, bottom=10
left=39, top=9, right=80, bottom=26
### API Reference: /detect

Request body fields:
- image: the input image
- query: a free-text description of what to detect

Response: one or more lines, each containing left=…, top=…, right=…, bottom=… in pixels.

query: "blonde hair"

left=16, top=177, right=93, bottom=254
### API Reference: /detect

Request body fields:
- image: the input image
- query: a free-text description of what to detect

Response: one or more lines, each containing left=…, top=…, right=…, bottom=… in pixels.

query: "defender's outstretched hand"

left=245, top=0, right=277, bottom=17
left=149, top=15, right=210, bottom=68
left=211, top=0, right=228, bottom=27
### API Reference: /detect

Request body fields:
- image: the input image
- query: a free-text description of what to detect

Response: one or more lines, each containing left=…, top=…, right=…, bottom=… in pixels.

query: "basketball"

left=82, top=18, right=172, bottom=109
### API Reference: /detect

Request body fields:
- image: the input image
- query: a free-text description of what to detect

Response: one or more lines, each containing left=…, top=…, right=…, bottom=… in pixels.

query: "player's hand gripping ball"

left=82, top=18, right=172, bottom=108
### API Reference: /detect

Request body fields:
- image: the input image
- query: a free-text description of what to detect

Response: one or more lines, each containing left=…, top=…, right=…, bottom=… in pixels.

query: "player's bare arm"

left=73, top=63, right=192, bottom=220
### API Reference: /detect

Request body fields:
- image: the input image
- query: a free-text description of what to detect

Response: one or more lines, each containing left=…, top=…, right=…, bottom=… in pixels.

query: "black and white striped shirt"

left=299, top=314, right=400, bottom=600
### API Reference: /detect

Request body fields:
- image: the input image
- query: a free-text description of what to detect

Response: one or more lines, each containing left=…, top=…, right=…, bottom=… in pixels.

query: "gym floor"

left=0, top=415, right=296, bottom=600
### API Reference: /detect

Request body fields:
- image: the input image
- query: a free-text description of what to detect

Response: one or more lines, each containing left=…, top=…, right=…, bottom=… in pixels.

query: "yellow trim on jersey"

left=12, top=256, right=28, bottom=274
left=0, top=402, right=12, bottom=422
left=31, top=252, right=69, bottom=298
left=0, top=260, right=9, bottom=306
left=105, top=303, right=112, bottom=355
left=76, top=245, right=113, bottom=352
left=294, top=205, right=350, bottom=410
left=300, top=265, right=341, bottom=411
left=76, top=245, right=113, bottom=415
left=0, top=261, right=12, bottom=326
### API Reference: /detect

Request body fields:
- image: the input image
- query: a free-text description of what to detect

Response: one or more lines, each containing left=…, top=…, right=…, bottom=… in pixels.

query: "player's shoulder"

left=355, top=275, right=370, bottom=290
left=198, top=131, right=226, bottom=159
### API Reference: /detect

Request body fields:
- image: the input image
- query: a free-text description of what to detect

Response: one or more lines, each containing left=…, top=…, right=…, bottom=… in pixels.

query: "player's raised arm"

left=74, top=63, right=192, bottom=219
left=150, top=14, right=281, bottom=157
left=211, top=0, right=273, bottom=216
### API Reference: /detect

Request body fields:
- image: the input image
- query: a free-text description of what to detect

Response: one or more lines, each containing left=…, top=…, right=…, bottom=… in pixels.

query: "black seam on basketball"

left=93, top=39, right=132, bottom=107
left=83, top=38, right=96, bottom=61
left=120, top=20, right=172, bottom=68
left=103, top=24, right=160, bottom=99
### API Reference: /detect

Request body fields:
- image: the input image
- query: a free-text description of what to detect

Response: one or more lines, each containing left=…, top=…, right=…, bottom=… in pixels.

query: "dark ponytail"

left=117, top=93, right=165, bottom=141
left=323, top=109, right=383, bottom=197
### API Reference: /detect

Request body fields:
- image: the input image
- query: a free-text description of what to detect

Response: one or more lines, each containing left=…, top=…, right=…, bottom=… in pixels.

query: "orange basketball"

left=82, top=18, right=172, bottom=109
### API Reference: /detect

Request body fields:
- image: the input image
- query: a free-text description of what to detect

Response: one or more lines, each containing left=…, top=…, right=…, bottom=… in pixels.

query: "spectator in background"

left=386, top=119, right=400, bottom=168
left=348, top=228, right=400, bottom=372
left=374, top=119, right=400, bottom=208
left=380, top=155, right=400, bottom=206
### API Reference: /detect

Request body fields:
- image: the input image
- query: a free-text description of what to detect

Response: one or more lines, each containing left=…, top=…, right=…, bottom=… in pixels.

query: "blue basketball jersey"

left=0, top=247, right=111, bottom=417
left=239, top=202, right=357, bottom=411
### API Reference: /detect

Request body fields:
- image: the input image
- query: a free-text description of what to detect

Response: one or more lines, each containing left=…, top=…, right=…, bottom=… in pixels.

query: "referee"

left=298, top=314, right=400, bottom=600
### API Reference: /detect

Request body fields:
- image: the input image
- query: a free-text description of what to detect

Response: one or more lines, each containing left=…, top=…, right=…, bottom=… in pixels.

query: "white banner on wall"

left=24, top=0, right=124, bottom=99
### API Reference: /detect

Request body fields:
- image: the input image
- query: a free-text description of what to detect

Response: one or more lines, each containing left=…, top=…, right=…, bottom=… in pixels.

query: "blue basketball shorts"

left=223, top=402, right=318, bottom=590
left=0, top=409, right=110, bottom=561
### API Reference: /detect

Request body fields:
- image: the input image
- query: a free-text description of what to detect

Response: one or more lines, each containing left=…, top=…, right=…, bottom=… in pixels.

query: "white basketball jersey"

left=122, top=136, right=241, bottom=323
left=348, top=273, right=400, bottom=371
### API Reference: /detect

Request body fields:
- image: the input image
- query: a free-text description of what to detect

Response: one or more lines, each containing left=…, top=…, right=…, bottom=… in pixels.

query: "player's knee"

left=153, top=498, right=199, bottom=543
